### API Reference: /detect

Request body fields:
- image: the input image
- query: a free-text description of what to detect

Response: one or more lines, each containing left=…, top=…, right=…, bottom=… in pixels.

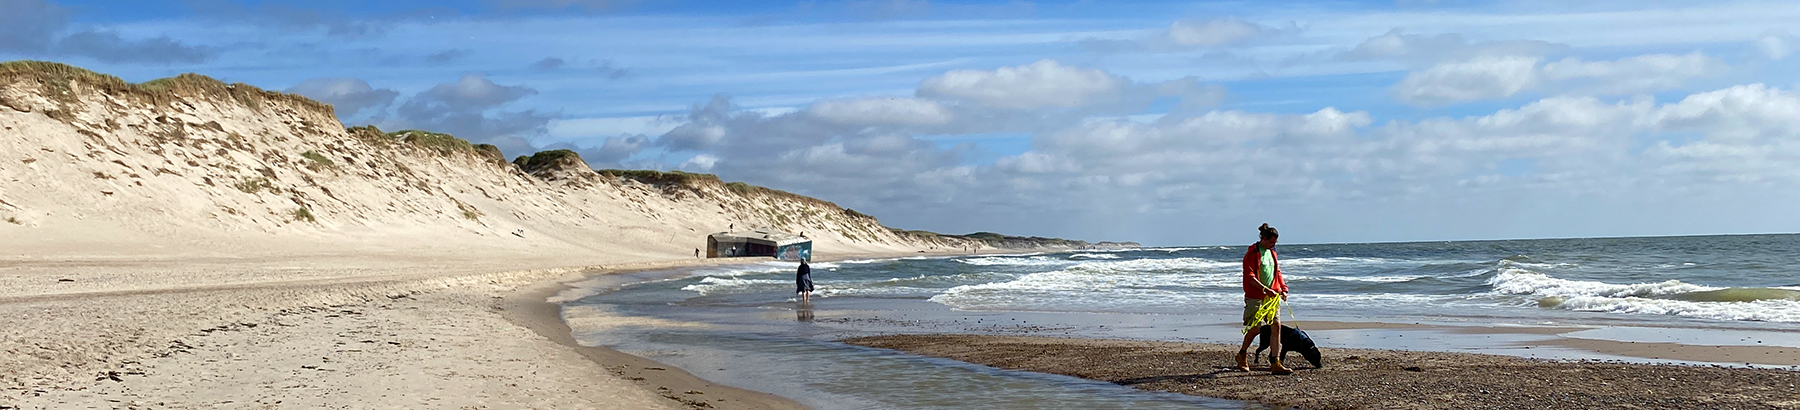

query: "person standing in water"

left=1236, top=223, right=1292, bottom=375
left=796, top=259, right=815, bottom=302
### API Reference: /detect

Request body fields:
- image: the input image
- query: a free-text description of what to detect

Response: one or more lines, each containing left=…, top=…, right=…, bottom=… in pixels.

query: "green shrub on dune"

left=0, top=60, right=330, bottom=115
left=598, top=169, right=721, bottom=187
left=387, top=130, right=476, bottom=155
left=515, top=149, right=587, bottom=173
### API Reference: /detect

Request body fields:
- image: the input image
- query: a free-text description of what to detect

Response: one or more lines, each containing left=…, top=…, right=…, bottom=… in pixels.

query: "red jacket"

left=1242, top=243, right=1288, bottom=299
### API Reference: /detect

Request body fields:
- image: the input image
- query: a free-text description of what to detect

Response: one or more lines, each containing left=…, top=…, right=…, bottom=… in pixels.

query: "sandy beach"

left=0, top=249, right=944, bottom=409
left=846, top=333, right=1800, bottom=410
left=0, top=253, right=712, bottom=409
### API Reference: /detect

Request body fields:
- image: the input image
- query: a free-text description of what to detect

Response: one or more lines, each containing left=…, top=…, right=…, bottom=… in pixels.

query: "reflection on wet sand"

left=796, top=301, right=814, bottom=322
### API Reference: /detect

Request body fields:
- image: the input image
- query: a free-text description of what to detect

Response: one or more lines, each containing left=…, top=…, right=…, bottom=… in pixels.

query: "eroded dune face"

left=0, top=62, right=977, bottom=260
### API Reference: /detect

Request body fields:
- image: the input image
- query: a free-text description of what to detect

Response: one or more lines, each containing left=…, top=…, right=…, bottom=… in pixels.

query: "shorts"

left=1243, top=298, right=1275, bottom=327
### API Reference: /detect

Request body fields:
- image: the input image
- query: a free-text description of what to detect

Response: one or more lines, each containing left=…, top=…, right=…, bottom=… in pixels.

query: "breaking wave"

left=1487, top=261, right=1800, bottom=322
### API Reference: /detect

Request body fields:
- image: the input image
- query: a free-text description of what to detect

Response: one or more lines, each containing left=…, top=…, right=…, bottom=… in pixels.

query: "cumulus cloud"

left=660, top=95, right=737, bottom=152
left=920, top=60, right=1126, bottom=110
left=383, top=74, right=554, bottom=156
left=285, top=78, right=400, bottom=118
left=1650, top=84, right=1800, bottom=142
left=630, top=55, right=1800, bottom=242
left=586, top=134, right=653, bottom=165
left=680, top=153, right=720, bottom=171
left=411, top=75, right=538, bottom=112
left=998, top=83, right=1800, bottom=216
left=1393, top=52, right=1726, bottom=106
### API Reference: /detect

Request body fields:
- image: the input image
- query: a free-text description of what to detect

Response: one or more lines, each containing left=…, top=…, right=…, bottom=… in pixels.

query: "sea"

left=561, top=234, right=1800, bottom=409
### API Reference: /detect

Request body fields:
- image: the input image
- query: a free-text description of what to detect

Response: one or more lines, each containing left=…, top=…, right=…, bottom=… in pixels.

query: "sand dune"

left=0, top=62, right=1072, bottom=408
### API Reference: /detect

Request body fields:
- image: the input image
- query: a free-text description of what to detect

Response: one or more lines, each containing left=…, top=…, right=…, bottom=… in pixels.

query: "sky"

left=4, top=0, right=1799, bottom=246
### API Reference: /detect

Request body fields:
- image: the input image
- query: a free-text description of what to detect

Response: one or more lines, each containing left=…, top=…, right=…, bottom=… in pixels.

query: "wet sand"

left=846, top=334, right=1800, bottom=410
left=502, top=270, right=807, bottom=410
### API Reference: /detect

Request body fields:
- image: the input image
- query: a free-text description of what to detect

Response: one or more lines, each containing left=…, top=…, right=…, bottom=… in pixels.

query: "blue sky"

left=6, top=0, right=1800, bottom=245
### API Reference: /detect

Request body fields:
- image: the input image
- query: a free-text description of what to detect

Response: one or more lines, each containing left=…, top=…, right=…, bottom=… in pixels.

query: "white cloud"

left=383, top=74, right=553, bottom=158
left=1393, top=53, right=1726, bottom=106
left=285, top=78, right=399, bottom=118
left=1650, top=83, right=1800, bottom=142
left=1027, top=107, right=1373, bottom=180
left=918, top=60, right=1127, bottom=110
left=915, top=59, right=1223, bottom=114
left=680, top=153, right=719, bottom=171
left=588, top=134, right=652, bottom=164
left=662, top=123, right=728, bottom=151
left=805, top=97, right=953, bottom=126
left=1392, top=56, right=1541, bottom=106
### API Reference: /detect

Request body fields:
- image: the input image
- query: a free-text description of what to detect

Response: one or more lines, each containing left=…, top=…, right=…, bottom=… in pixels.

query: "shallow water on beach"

left=569, top=296, right=1268, bottom=409
left=566, top=234, right=1800, bottom=407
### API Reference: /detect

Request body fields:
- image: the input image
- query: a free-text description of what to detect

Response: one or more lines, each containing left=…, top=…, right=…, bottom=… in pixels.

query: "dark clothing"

left=796, top=264, right=814, bottom=294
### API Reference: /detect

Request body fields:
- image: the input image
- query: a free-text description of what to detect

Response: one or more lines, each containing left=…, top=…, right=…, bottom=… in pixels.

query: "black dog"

left=1253, top=324, right=1323, bottom=369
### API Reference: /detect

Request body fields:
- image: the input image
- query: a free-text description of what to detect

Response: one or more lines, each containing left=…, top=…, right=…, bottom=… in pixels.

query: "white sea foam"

left=1278, top=256, right=1410, bottom=269
left=1488, top=269, right=1718, bottom=298
left=690, top=261, right=809, bottom=278
left=955, top=255, right=1074, bottom=267
left=929, top=261, right=1243, bottom=312
left=1481, top=262, right=1800, bottom=322
left=1147, top=247, right=1201, bottom=252
left=681, top=276, right=787, bottom=296
left=815, top=286, right=942, bottom=298
left=1291, top=274, right=1428, bottom=283
left=1075, top=257, right=1238, bottom=273
left=1554, top=297, right=1800, bottom=322
left=1069, top=253, right=1121, bottom=259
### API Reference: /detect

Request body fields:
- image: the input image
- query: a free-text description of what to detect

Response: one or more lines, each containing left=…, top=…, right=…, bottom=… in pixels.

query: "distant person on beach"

left=1237, top=223, right=1292, bottom=375
left=796, top=260, right=815, bottom=302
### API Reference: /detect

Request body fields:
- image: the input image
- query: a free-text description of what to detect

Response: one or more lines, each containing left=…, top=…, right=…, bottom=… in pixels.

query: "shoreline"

left=845, top=334, right=1800, bottom=410
left=496, top=249, right=1028, bottom=409
left=500, top=267, right=808, bottom=410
